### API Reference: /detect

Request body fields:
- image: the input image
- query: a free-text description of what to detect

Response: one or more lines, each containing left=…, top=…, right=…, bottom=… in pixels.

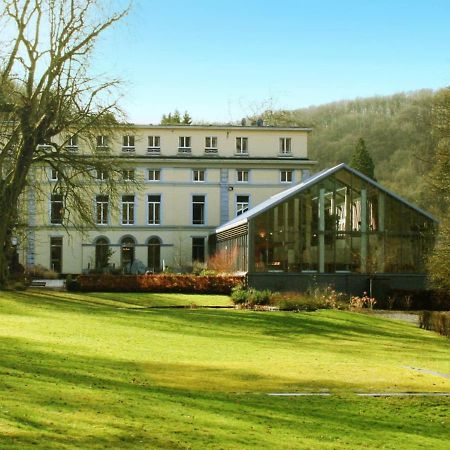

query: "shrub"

left=248, top=288, right=271, bottom=306
left=68, top=274, right=245, bottom=294
left=231, top=285, right=249, bottom=304
left=419, top=311, right=450, bottom=338
left=349, top=293, right=377, bottom=310
left=26, top=264, right=58, bottom=279
left=383, top=289, right=450, bottom=311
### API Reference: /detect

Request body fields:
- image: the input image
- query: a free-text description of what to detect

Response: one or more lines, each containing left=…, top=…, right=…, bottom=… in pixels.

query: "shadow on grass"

left=0, top=335, right=449, bottom=449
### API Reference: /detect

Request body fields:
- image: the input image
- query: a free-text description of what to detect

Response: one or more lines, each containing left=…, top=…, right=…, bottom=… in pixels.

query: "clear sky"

left=93, top=0, right=450, bottom=124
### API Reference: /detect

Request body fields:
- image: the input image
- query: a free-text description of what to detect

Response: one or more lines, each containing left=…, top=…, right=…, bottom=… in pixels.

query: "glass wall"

left=249, top=168, right=435, bottom=274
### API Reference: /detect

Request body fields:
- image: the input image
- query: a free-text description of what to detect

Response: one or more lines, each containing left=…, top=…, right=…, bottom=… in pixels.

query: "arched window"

left=147, top=236, right=161, bottom=273
left=121, top=236, right=135, bottom=269
left=95, top=237, right=109, bottom=270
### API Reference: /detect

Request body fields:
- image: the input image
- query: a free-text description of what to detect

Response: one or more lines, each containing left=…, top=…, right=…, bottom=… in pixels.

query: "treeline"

left=266, top=89, right=440, bottom=211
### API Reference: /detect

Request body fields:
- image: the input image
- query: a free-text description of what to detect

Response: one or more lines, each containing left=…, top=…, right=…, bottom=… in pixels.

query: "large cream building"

left=24, top=124, right=315, bottom=274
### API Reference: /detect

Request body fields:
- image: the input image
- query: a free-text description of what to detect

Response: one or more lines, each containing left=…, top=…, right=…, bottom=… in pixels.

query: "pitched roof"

left=216, top=163, right=437, bottom=234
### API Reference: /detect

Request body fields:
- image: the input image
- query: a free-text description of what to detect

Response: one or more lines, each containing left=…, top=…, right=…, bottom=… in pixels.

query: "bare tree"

left=0, top=0, right=130, bottom=287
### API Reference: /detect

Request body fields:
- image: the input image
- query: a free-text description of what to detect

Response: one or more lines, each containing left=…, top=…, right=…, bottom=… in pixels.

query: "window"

left=192, top=237, right=205, bottom=263
left=236, top=169, right=249, bottom=183
left=96, top=135, right=107, bottom=148
left=147, top=194, right=161, bottom=225
left=67, top=135, right=78, bottom=148
left=148, top=237, right=161, bottom=272
left=192, top=195, right=205, bottom=225
left=148, top=169, right=161, bottom=181
left=121, top=237, right=135, bottom=269
left=95, top=237, right=109, bottom=269
left=122, top=135, right=135, bottom=152
left=122, top=169, right=135, bottom=181
left=205, top=136, right=218, bottom=153
left=236, top=137, right=248, bottom=155
left=178, top=136, right=191, bottom=153
left=279, top=138, right=292, bottom=155
left=96, top=195, right=109, bottom=225
left=50, top=237, right=63, bottom=272
left=148, top=136, right=160, bottom=149
left=236, top=195, right=249, bottom=216
left=50, top=194, right=63, bottom=224
left=96, top=169, right=108, bottom=181
left=50, top=168, right=59, bottom=181
left=280, top=170, right=293, bottom=183
left=193, top=169, right=205, bottom=182
left=121, top=195, right=135, bottom=225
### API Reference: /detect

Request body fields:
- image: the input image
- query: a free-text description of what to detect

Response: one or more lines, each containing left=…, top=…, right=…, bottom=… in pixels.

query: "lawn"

left=0, top=290, right=448, bottom=449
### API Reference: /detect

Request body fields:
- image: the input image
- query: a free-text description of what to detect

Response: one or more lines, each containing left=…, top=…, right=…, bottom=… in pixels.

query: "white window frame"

left=192, top=194, right=206, bottom=225
left=96, top=135, right=107, bottom=148
left=178, top=136, right=191, bottom=153
left=96, top=169, right=108, bottom=181
left=50, top=194, right=64, bottom=224
left=122, top=135, right=135, bottom=152
left=235, top=137, right=248, bottom=155
left=122, top=169, right=135, bottom=181
left=236, top=194, right=249, bottom=216
left=236, top=169, right=249, bottom=183
left=147, top=194, right=161, bottom=225
left=66, top=135, right=78, bottom=151
left=280, top=169, right=293, bottom=183
left=279, top=138, right=292, bottom=155
left=121, top=194, right=135, bottom=225
left=96, top=195, right=109, bottom=225
left=192, top=169, right=205, bottom=182
left=205, top=136, right=218, bottom=153
left=147, top=169, right=161, bottom=182
left=50, top=168, right=59, bottom=181
left=148, top=136, right=161, bottom=154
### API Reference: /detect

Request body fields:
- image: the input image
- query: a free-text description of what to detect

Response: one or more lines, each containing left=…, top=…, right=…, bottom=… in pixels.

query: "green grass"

left=0, top=290, right=449, bottom=449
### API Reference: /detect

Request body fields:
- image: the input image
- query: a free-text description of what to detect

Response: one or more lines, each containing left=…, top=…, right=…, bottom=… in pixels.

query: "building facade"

left=22, top=125, right=315, bottom=274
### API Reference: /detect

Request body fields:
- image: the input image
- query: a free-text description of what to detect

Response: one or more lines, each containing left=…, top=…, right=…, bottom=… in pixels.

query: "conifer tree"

left=349, top=138, right=375, bottom=179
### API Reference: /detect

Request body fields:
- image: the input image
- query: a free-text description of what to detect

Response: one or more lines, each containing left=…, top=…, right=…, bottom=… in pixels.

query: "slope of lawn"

left=0, top=290, right=449, bottom=449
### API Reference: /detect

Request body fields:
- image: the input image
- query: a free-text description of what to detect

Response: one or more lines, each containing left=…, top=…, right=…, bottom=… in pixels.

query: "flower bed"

left=68, top=274, right=245, bottom=294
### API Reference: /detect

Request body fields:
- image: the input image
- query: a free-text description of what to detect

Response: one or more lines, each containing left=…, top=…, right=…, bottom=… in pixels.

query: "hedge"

left=419, top=311, right=450, bottom=338
left=68, top=274, right=245, bottom=294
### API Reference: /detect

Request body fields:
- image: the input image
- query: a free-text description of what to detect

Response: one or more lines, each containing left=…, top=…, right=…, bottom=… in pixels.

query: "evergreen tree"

left=349, top=138, right=375, bottom=179
left=182, top=111, right=192, bottom=125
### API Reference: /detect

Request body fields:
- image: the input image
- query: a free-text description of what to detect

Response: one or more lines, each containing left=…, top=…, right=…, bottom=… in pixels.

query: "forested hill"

left=277, top=89, right=439, bottom=211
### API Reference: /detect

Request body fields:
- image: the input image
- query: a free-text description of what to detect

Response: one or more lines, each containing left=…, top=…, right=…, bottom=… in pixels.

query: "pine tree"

left=182, top=111, right=192, bottom=125
left=349, top=138, right=375, bottom=179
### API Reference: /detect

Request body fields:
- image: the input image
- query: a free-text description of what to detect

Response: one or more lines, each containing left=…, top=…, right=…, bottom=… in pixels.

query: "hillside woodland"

left=260, top=89, right=439, bottom=214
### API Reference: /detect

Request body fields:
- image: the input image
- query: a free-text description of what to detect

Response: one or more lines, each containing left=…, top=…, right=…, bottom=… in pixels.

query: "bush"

left=419, top=311, right=450, bottom=338
left=230, top=285, right=249, bottom=304
left=68, top=274, right=245, bottom=294
left=381, top=289, right=450, bottom=311
left=26, top=264, right=58, bottom=279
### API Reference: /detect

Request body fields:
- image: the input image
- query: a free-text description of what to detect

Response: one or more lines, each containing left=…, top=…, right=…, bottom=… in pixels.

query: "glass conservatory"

left=214, top=164, right=436, bottom=275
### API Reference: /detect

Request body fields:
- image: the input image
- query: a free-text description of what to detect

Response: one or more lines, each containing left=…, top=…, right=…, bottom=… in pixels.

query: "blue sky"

left=94, top=0, right=450, bottom=124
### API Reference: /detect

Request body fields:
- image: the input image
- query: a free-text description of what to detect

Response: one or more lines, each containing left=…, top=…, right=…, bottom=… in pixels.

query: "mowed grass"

left=0, top=290, right=449, bottom=449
